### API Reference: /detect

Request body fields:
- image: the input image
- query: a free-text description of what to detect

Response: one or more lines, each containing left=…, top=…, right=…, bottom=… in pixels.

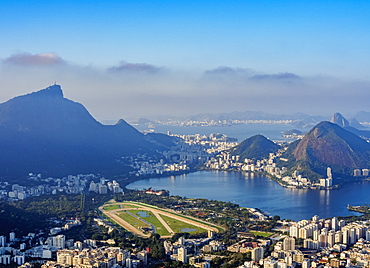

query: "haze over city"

left=1, top=1, right=370, bottom=121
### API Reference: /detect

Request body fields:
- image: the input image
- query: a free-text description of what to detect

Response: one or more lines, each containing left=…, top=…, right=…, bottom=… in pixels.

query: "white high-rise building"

left=9, top=232, right=15, bottom=242
left=89, top=181, right=98, bottom=192
left=0, top=236, right=6, bottom=247
left=178, top=247, right=187, bottom=263
left=366, top=230, right=370, bottom=241
left=0, top=255, right=11, bottom=265
left=349, top=228, right=356, bottom=244
left=98, top=184, right=108, bottom=194
left=252, top=247, right=264, bottom=262
left=126, top=258, right=132, bottom=268
left=335, top=231, right=343, bottom=244
left=313, top=230, right=320, bottom=241
left=283, top=237, right=295, bottom=251
left=343, top=229, right=349, bottom=245
left=53, top=235, right=66, bottom=249
left=14, top=255, right=25, bottom=265
left=289, top=226, right=298, bottom=238
left=332, top=217, right=339, bottom=231
left=327, top=231, right=335, bottom=247
left=137, top=250, right=147, bottom=266
left=327, top=167, right=332, bottom=178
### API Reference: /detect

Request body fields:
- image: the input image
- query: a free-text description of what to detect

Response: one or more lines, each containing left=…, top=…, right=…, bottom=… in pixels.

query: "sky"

left=0, top=0, right=370, bottom=122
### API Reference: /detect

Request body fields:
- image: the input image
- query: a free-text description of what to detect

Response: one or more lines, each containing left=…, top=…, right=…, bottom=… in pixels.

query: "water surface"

left=128, top=171, right=370, bottom=221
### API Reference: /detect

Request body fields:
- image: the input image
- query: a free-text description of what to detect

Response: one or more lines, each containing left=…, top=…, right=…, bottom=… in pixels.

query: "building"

left=9, top=232, right=16, bottom=242
left=283, top=237, right=295, bottom=251
left=252, top=247, right=264, bottom=262
left=178, top=247, right=187, bottom=263
left=354, top=169, right=362, bottom=177
left=136, top=250, right=147, bottom=266
left=52, top=235, right=65, bottom=249
left=0, top=236, right=6, bottom=247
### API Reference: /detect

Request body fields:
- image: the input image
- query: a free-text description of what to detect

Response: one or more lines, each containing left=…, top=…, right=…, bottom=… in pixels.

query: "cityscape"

left=2, top=1, right=370, bottom=268
left=1, top=121, right=370, bottom=267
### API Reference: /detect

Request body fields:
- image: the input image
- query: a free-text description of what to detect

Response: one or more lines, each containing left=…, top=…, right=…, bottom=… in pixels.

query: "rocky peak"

left=330, top=112, right=349, bottom=127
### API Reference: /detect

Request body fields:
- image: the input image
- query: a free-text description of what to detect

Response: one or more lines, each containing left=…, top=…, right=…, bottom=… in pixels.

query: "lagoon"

left=128, top=171, right=370, bottom=221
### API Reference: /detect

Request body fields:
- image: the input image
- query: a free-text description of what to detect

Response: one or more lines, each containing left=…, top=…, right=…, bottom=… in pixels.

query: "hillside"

left=280, top=121, right=370, bottom=179
left=230, top=134, right=280, bottom=161
left=0, top=85, right=173, bottom=179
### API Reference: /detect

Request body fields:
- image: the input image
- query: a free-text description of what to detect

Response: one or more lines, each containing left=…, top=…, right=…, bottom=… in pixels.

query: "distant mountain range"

left=193, top=111, right=370, bottom=124
left=353, top=111, right=370, bottom=122
left=139, top=110, right=370, bottom=131
left=187, top=111, right=325, bottom=122
left=0, top=85, right=175, bottom=179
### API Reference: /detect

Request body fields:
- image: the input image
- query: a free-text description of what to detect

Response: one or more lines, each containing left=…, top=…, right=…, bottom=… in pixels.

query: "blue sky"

left=1, top=1, right=370, bottom=120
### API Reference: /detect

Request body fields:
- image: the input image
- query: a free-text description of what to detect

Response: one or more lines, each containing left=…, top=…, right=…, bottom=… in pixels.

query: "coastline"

left=123, top=169, right=370, bottom=221
left=120, top=169, right=196, bottom=189
left=122, top=166, right=369, bottom=192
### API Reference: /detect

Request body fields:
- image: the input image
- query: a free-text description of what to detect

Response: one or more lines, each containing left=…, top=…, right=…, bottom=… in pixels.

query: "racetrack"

left=99, top=201, right=221, bottom=238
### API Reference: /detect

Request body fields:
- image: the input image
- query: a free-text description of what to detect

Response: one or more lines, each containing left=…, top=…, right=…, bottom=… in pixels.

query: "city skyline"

left=1, top=1, right=370, bottom=120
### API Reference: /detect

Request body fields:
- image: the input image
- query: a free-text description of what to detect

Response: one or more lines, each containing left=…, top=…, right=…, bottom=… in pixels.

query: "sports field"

left=99, top=200, right=221, bottom=238
left=249, top=231, right=274, bottom=237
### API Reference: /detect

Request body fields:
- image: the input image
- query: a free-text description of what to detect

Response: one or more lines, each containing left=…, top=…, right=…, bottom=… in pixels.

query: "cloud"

left=3, top=52, right=65, bottom=66
left=204, top=66, right=254, bottom=75
left=250, top=72, right=301, bottom=81
left=1, top=55, right=370, bottom=120
left=108, top=61, right=163, bottom=74
left=205, top=67, right=300, bottom=81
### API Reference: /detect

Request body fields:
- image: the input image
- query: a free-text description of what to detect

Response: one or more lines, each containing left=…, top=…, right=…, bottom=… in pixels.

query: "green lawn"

left=131, top=211, right=171, bottom=236
left=103, top=201, right=139, bottom=210
left=249, top=231, right=273, bottom=237
left=103, top=204, right=121, bottom=211
left=126, top=201, right=223, bottom=232
left=160, top=214, right=207, bottom=234
left=117, top=211, right=150, bottom=230
left=120, top=203, right=139, bottom=209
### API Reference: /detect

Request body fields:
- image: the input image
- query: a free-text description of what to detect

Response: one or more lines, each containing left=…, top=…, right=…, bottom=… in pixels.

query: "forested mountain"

left=0, top=85, right=172, bottom=178
left=230, top=134, right=280, bottom=161
left=278, top=121, right=370, bottom=180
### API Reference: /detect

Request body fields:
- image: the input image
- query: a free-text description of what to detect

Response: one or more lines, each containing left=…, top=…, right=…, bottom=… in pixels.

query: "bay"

left=128, top=171, right=370, bottom=221
left=134, top=124, right=309, bottom=141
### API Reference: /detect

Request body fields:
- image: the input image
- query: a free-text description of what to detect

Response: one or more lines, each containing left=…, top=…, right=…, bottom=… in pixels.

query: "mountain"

left=230, top=134, right=280, bottom=161
left=330, top=112, right=365, bottom=129
left=348, top=118, right=364, bottom=129
left=329, top=112, right=369, bottom=138
left=353, top=111, right=370, bottom=122
left=331, top=112, right=349, bottom=127
left=187, top=111, right=325, bottom=122
left=279, top=121, right=370, bottom=180
left=0, top=85, right=172, bottom=178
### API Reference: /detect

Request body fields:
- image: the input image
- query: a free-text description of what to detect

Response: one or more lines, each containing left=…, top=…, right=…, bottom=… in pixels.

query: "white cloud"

left=1, top=54, right=370, bottom=120
left=3, top=52, right=65, bottom=66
